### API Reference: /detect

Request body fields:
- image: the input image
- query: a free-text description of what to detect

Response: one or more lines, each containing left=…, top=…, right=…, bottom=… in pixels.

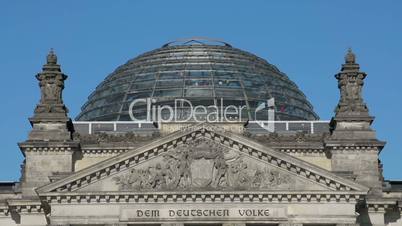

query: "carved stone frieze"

left=113, top=138, right=293, bottom=191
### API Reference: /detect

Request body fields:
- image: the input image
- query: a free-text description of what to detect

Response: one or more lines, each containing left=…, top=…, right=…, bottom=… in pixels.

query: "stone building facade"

left=0, top=40, right=401, bottom=226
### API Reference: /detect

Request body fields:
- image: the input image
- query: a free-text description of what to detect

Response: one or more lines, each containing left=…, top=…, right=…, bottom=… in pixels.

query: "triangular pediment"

left=37, top=124, right=368, bottom=195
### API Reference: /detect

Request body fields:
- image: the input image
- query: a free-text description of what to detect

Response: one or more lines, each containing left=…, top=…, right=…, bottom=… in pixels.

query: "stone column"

left=278, top=223, right=303, bottom=226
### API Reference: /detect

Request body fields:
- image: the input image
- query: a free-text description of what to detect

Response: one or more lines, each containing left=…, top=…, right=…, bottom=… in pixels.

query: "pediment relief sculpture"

left=113, top=138, right=296, bottom=191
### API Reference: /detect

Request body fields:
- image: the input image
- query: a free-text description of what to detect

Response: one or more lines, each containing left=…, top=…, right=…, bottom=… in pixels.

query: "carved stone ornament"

left=33, top=49, right=69, bottom=117
left=335, top=49, right=369, bottom=116
left=113, top=138, right=294, bottom=191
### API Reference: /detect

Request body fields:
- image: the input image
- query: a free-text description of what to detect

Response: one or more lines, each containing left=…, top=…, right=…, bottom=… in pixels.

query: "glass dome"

left=76, top=38, right=318, bottom=121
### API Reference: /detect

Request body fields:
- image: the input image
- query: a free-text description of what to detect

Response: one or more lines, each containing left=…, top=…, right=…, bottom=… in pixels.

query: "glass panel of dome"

left=86, top=98, right=106, bottom=109
left=185, top=99, right=215, bottom=106
left=123, top=109, right=148, bottom=120
left=211, top=64, right=235, bottom=71
left=213, top=71, right=237, bottom=79
left=161, top=64, right=185, bottom=71
left=170, top=51, right=186, bottom=57
left=126, top=91, right=152, bottom=102
left=88, top=96, right=124, bottom=110
left=140, top=67, right=155, bottom=73
left=222, top=100, right=247, bottom=106
left=99, top=104, right=120, bottom=115
left=187, top=71, right=210, bottom=78
left=184, top=88, right=212, bottom=97
left=123, top=105, right=147, bottom=115
left=131, top=81, right=155, bottom=90
left=215, top=80, right=241, bottom=88
left=242, top=79, right=265, bottom=87
left=84, top=108, right=101, bottom=119
left=153, top=89, right=182, bottom=97
left=122, top=101, right=148, bottom=111
left=111, top=74, right=133, bottom=82
left=95, top=84, right=129, bottom=99
left=156, top=80, right=183, bottom=88
left=186, top=64, right=207, bottom=70
left=247, top=100, right=266, bottom=108
left=106, top=93, right=125, bottom=102
left=245, top=89, right=268, bottom=98
left=185, top=79, right=211, bottom=87
left=215, top=89, right=244, bottom=98
left=159, top=72, right=183, bottom=80
left=136, top=73, right=155, bottom=81
left=118, top=114, right=133, bottom=121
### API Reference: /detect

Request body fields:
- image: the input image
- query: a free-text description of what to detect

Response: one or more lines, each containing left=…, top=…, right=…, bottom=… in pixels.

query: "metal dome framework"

left=76, top=40, right=319, bottom=121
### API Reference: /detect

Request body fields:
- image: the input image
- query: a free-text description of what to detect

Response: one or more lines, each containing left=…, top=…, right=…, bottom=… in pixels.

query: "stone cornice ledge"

left=81, top=146, right=135, bottom=156
left=18, top=141, right=80, bottom=156
left=325, top=140, right=386, bottom=149
left=38, top=191, right=365, bottom=204
left=6, top=199, right=45, bottom=214
left=81, top=146, right=327, bottom=156
left=366, top=198, right=400, bottom=213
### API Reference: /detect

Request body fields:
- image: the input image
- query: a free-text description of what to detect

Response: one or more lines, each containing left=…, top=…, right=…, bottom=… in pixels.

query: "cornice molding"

left=40, top=191, right=363, bottom=205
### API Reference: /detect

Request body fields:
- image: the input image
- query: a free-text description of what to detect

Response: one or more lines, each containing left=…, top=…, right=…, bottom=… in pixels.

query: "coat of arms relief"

left=113, top=138, right=294, bottom=191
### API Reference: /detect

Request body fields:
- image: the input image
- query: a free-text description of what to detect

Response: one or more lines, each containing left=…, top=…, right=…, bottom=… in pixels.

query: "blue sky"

left=0, top=1, right=401, bottom=180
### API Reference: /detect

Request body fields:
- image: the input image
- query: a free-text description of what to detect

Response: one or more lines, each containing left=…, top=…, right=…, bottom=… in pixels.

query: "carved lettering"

left=136, top=209, right=159, bottom=217
left=123, top=207, right=276, bottom=221
left=238, top=209, right=269, bottom=217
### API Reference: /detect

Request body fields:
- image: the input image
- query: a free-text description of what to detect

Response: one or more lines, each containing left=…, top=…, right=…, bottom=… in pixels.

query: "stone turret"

left=330, top=48, right=376, bottom=140
left=326, top=49, right=385, bottom=195
left=28, top=49, right=73, bottom=141
left=18, top=50, right=79, bottom=197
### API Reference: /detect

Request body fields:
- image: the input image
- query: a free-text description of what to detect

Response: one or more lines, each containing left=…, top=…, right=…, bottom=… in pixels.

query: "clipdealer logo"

left=128, top=98, right=275, bottom=131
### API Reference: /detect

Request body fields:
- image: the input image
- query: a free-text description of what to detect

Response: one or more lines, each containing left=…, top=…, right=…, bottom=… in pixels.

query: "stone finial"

left=334, top=48, right=369, bottom=118
left=27, top=50, right=73, bottom=141
left=345, top=48, right=356, bottom=64
left=329, top=49, right=378, bottom=140
left=35, top=50, right=67, bottom=109
left=46, top=48, right=57, bottom=65
left=341, top=48, right=360, bottom=72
